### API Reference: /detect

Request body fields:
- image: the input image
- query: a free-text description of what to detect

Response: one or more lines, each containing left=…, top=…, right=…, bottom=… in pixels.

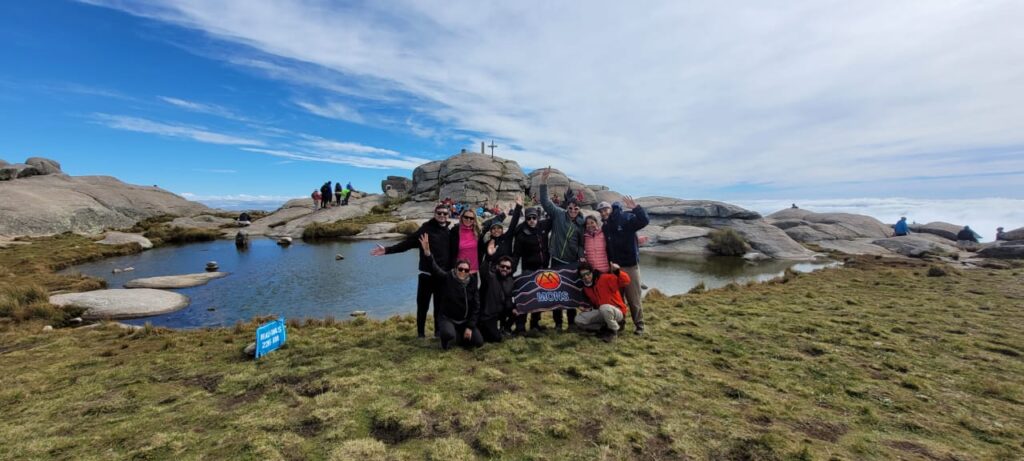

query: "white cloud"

left=91, top=113, right=265, bottom=146
left=241, top=147, right=428, bottom=170
left=294, top=100, right=365, bottom=124
left=159, top=96, right=250, bottom=121
left=180, top=192, right=301, bottom=210
left=82, top=0, right=1024, bottom=198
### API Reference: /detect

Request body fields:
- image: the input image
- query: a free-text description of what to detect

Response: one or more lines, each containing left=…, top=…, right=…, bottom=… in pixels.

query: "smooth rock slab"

left=50, top=289, right=189, bottom=320
left=124, top=272, right=228, bottom=289
left=98, top=231, right=153, bottom=249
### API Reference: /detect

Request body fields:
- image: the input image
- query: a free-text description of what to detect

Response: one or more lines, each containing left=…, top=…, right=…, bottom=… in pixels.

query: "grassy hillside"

left=1, top=240, right=1022, bottom=460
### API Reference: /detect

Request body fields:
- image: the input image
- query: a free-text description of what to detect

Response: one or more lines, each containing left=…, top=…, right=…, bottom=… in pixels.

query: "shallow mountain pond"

left=64, top=238, right=835, bottom=328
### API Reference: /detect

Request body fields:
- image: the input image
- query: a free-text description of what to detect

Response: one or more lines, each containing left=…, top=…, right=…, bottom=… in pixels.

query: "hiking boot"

left=634, top=328, right=645, bottom=336
left=566, top=324, right=579, bottom=332
left=599, top=330, right=617, bottom=343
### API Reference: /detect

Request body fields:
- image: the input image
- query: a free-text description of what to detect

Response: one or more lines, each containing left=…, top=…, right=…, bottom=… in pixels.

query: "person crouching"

left=575, top=261, right=629, bottom=342
left=419, top=234, right=483, bottom=350
left=480, top=255, right=516, bottom=343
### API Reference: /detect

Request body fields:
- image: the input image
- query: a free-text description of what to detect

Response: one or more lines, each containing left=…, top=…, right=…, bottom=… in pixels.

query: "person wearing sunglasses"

left=512, top=206, right=552, bottom=332
left=371, top=203, right=452, bottom=339
left=538, top=167, right=586, bottom=331
left=449, top=208, right=482, bottom=274
left=480, top=195, right=523, bottom=271
left=479, top=255, right=516, bottom=342
left=575, top=261, right=629, bottom=342
left=418, top=234, right=483, bottom=350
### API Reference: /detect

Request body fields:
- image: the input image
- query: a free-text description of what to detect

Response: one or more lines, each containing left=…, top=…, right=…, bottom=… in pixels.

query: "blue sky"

left=2, top=1, right=1023, bottom=213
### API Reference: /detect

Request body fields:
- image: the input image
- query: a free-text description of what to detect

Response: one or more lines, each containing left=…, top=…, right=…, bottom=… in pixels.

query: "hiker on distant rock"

left=334, top=182, right=343, bottom=206
left=791, top=203, right=799, bottom=209
left=957, top=225, right=981, bottom=243
left=479, top=255, right=516, bottom=343
left=600, top=197, right=649, bottom=336
left=893, top=217, right=910, bottom=236
left=371, top=203, right=452, bottom=338
left=576, top=262, right=629, bottom=342
left=237, top=212, right=251, bottom=227
left=539, top=167, right=585, bottom=331
left=312, top=189, right=321, bottom=209
left=450, top=208, right=482, bottom=274
left=513, top=206, right=551, bottom=333
left=320, top=182, right=332, bottom=209
left=419, top=234, right=483, bottom=350
left=583, top=215, right=610, bottom=273
left=343, top=182, right=354, bottom=205
left=996, top=227, right=1006, bottom=241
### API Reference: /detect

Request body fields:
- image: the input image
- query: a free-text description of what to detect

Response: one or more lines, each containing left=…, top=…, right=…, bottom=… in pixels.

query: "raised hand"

left=463, top=328, right=473, bottom=340
left=610, top=262, right=621, bottom=272
left=541, top=166, right=551, bottom=183
left=418, top=234, right=431, bottom=256
left=515, top=194, right=523, bottom=207
left=487, top=239, right=497, bottom=256
left=622, top=195, right=637, bottom=209
left=370, top=243, right=386, bottom=256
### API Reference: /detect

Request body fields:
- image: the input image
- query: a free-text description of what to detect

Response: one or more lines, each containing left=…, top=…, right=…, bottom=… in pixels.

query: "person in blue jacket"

left=599, top=196, right=649, bottom=335
left=893, top=217, right=910, bottom=236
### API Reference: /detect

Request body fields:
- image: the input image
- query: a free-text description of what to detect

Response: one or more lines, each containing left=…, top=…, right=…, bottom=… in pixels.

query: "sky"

left=1, top=1, right=1023, bottom=238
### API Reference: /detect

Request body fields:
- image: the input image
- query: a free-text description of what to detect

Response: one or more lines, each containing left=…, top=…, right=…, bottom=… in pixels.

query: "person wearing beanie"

left=599, top=195, right=649, bottom=335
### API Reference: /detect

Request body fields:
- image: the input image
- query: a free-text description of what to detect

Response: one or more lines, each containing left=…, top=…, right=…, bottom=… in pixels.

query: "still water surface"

left=65, top=238, right=834, bottom=329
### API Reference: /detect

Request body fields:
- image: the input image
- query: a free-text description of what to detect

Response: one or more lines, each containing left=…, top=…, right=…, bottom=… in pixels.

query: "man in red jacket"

left=575, top=261, right=629, bottom=342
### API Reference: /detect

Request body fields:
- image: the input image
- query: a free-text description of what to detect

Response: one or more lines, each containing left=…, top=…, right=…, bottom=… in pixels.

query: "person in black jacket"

left=420, top=234, right=483, bottom=350
left=513, top=206, right=552, bottom=332
left=320, top=182, right=332, bottom=209
left=371, top=203, right=451, bottom=338
left=334, top=182, right=343, bottom=206
left=479, top=255, right=515, bottom=342
left=480, top=196, right=523, bottom=270
left=600, top=196, right=650, bottom=335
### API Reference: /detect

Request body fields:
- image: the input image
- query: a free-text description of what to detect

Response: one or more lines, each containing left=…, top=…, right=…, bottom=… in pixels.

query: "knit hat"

left=525, top=207, right=540, bottom=218
left=596, top=201, right=612, bottom=211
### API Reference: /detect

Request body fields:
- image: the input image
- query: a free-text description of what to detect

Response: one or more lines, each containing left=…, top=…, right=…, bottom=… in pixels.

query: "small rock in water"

left=277, top=237, right=292, bottom=246
left=205, top=261, right=219, bottom=271
left=243, top=342, right=256, bottom=356
left=112, top=266, right=135, bottom=274
left=335, top=254, right=345, bottom=260
left=42, top=325, right=53, bottom=332
left=207, top=307, right=216, bottom=311
left=351, top=311, right=367, bottom=317
left=640, top=284, right=649, bottom=290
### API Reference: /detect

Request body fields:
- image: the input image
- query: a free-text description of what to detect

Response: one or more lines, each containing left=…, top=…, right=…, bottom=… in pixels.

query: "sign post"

left=255, top=318, right=287, bottom=359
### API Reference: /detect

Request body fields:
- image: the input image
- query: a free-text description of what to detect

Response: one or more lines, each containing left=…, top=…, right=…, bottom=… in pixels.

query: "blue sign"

left=255, top=318, right=287, bottom=359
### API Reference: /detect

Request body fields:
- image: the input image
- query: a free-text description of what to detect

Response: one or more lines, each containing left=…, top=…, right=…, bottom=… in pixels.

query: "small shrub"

left=393, top=220, right=421, bottom=235
left=707, top=229, right=750, bottom=256
left=927, top=265, right=948, bottom=277
left=687, top=282, right=706, bottom=294
left=644, top=288, right=668, bottom=302
left=427, top=437, right=475, bottom=461
left=143, top=225, right=220, bottom=245
left=329, top=438, right=387, bottom=461
left=302, top=222, right=365, bottom=240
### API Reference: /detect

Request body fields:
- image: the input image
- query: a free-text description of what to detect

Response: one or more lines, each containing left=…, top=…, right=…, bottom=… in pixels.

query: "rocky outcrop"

left=124, top=272, right=228, bottom=288
left=978, top=241, right=1024, bottom=259
left=815, top=239, right=893, bottom=256
left=871, top=235, right=959, bottom=257
left=0, top=156, right=63, bottom=181
left=273, top=195, right=388, bottom=238
left=909, top=222, right=962, bottom=241
left=97, top=232, right=153, bottom=249
left=999, top=226, right=1024, bottom=241
left=638, top=197, right=762, bottom=224
left=49, top=288, right=190, bottom=320
left=0, top=174, right=212, bottom=237
left=169, top=215, right=234, bottom=230
left=411, top=153, right=528, bottom=204
left=381, top=176, right=412, bottom=198
left=25, top=157, right=63, bottom=175
left=527, top=168, right=597, bottom=206
left=766, top=209, right=892, bottom=242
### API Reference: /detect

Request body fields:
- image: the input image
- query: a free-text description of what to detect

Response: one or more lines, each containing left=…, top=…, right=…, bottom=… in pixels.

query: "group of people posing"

left=312, top=181, right=355, bottom=209
left=371, top=168, right=649, bottom=349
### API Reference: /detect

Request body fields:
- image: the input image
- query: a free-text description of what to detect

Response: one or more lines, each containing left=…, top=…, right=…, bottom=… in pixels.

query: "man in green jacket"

left=538, top=167, right=585, bottom=330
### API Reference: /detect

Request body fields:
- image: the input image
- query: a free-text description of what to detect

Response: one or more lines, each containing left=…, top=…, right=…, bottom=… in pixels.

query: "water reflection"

left=64, top=238, right=835, bottom=328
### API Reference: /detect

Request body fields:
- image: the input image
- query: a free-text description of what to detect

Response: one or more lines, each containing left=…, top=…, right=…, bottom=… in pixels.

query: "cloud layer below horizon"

left=80, top=0, right=1024, bottom=199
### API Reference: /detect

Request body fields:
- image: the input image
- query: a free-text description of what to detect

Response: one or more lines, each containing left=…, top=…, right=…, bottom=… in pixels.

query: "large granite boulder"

left=527, top=168, right=597, bottom=206
left=0, top=174, right=211, bottom=237
left=381, top=176, right=412, bottom=198
left=410, top=153, right=528, bottom=204
left=641, top=237, right=713, bottom=257
left=0, top=163, right=41, bottom=181
left=766, top=209, right=892, bottom=242
left=871, top=235, right=959, bottom=257
left=410, top=160, right=443, bottom=200
left=25, top=157, right=62, bottom=175
left=637, top=197, right=762, bottom=225
left=657, top=225, right=711, bottom=243
left=978, top=241, right=1024, bottom=259
left=97, top=231, right=153, bottom=249
left=50, top=288, right=189, bottom=319
left=170, top=215, right=234, bottom=230
left=999, top=226, right=1024, bottom=241
left=816, top=239, right=894, bottom=256
left=909, top=221, right=962, bottom=241
left=715, top=219, right=818, bottom=260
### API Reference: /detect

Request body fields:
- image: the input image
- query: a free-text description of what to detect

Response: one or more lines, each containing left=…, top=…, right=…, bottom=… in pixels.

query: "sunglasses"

left=526, top=216, right=538, bottom=221
left=457, top=267, right=471, bottom=273
left=579, top=271, right=592, bottom=277
left=498, top=265, right=512, bottom=270
left=435, top=211, right=449, bottom=216
left=461, top=215, right=475, bottom=220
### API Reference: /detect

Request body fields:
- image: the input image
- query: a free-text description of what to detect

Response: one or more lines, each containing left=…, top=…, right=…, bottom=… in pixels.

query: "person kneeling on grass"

left=575, top=261, right=630, bottom=342
left=479, top=255, right=516, bottom=343
left=420, top=234, right=483, bottom=350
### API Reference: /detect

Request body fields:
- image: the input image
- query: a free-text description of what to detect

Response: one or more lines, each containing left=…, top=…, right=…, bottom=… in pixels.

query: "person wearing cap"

left=480, top=196, right=523, bottom=271
left=599, top=196, right=649, bottom=335
left=371, top=202, right=452, bottom=338
left=538, top=167, right=585, bottom=331
left=513, top=205, right=552, bottom=332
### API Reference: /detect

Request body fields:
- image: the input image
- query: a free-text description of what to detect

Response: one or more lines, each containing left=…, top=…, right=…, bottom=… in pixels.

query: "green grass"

left=707, top=228, right=751, bottom=256
left=302, top=213, right=402, bottom=241
left=122, top=215, right=223, bottom=246
left=0, top=257, right=1022, bottom=460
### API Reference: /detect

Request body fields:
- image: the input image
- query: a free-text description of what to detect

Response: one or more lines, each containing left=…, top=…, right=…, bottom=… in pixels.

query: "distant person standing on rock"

left=893, top=217, right=910, bottom=236
left=957, top=225, right=981, bottom=243
left=539, top=167, right=585, bottom=331
left=320, top=182, right=332, bottom=209
left=419, top=234, right=483, bottom=350
left=371, top=203, right=452, bottom=338
left=343, top=182, right=354, bottom=205
left=311, top=189, right=321, bottom=209
left=334, top=182, right=343, bottom=206
left=600, top=197, right=649, bottom=336
left=996, top=227, right=1006, bottom=241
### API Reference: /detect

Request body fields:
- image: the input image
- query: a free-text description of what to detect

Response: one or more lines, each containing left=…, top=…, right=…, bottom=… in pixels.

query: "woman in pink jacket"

left=582, top=215, right=610, bottom=273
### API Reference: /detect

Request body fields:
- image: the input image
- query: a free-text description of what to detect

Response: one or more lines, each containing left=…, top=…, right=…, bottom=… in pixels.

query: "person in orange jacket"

left=574, top=261, right=629, bottom=342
